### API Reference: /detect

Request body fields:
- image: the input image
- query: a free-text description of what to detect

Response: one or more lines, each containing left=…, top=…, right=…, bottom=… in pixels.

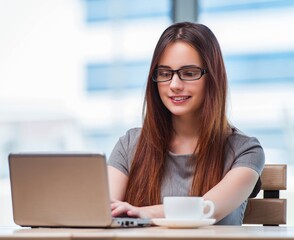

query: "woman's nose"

left=169, top=73, right=184, bottom=92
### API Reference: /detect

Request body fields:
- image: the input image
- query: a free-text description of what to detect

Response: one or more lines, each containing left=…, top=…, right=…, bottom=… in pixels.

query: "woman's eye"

left=182, top=69, right=200, bottom=78
left=159, top=71, right=172, bottom=78
left=183, top=72, right=194, bottom=77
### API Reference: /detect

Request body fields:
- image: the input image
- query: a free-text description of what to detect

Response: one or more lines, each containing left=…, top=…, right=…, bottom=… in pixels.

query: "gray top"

left=108, top=128, right=265, bottom=225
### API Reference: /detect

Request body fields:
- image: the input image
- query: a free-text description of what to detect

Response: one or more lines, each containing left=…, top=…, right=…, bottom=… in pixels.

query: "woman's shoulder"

left=228, top=128, right=262, bottom=149
left=107, top=128, right=142, bottom=175
left=122, top=127, right=142, bottom=141
left=118, top=127, right=142, bottom=151
left=226, top=128, right=265, bottom=175
left=125, top=127, right=142, bottom=136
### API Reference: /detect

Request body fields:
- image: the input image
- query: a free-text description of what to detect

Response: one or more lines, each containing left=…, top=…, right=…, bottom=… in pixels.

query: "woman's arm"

left=203, top=166, right=259, bottom=222
left=108, top=166, right=128, bottom=201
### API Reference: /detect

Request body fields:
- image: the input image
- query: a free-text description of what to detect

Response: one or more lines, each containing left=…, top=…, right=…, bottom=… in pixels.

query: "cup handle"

left=203, top=200, right=215, bottom=218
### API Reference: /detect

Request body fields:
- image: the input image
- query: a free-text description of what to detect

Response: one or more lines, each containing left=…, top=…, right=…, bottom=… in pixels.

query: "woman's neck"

left=170, top=115, right=200, bottom=155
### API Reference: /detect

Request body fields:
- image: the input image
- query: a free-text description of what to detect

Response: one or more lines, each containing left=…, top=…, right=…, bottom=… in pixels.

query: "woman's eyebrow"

left=157, top=65, right=171, bottom=69
left=157, top=64, right=200, bottom=69
left=181, top=65, right=200, bottom=68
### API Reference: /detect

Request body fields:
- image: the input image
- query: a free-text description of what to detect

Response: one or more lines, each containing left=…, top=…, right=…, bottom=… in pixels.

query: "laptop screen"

left=9, top=153, right=114, bottom=227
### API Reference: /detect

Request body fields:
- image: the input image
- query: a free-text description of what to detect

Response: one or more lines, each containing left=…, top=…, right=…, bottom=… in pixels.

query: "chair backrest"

left=243, top=164, right=287, bottom=226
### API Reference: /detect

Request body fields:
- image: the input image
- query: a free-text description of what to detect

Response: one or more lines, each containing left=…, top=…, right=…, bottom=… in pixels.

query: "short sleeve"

left=232, top=136, right=265, bottom=176
left=107, top=128, right=141, bottom=176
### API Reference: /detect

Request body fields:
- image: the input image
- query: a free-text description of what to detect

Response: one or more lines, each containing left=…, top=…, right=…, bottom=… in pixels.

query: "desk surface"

left=1, top=225, right=294, bottom=240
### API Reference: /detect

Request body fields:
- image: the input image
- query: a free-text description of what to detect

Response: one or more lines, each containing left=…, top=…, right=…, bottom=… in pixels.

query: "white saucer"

left=151, top=218, right=216, bottom=228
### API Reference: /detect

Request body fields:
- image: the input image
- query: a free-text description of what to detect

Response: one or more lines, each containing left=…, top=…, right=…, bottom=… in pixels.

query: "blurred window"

left=200, top=0, right=294, bottom=13
left=85, top=0, right=171, bottom=22
left=86, top=61, right=149, bottom=91
left=225, top=52, right=294, bottom=85
left=87, top=64, right=113, bottom=91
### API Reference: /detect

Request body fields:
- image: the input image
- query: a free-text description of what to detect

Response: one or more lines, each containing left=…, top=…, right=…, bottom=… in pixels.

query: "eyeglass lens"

left=154, top=67, right=204, bottom=82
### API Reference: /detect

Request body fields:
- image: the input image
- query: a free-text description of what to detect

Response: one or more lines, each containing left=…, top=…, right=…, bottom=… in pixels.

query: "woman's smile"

left=169, top=95, right=191, bottom=104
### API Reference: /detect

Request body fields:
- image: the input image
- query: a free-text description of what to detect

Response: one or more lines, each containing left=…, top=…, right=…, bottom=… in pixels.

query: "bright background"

left=0, top=0, right=293, bottom=226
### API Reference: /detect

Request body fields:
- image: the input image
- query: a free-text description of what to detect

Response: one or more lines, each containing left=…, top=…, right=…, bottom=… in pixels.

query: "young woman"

left=107, top=22, right=265, bottom=225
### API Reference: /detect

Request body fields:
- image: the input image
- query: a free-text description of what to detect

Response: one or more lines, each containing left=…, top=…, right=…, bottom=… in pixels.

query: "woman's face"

left=157, top=41, right=206, bottom=119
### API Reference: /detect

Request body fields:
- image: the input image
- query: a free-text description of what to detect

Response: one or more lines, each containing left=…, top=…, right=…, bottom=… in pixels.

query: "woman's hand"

left=111, top=200, right=164, bottom=219
left=111, top=200, right=142, bottom=218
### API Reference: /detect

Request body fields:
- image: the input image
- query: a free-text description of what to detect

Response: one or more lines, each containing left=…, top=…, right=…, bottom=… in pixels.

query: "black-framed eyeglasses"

left=152, top=66, right=208, bottom=83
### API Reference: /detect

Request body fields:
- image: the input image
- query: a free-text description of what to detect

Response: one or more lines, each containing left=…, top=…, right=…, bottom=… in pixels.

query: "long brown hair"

left=125, top=22, right=231, bottom=206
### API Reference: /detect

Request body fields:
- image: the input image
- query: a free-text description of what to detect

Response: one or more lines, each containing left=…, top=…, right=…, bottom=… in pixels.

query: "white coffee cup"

left=163, top=196, right=215, bottom=220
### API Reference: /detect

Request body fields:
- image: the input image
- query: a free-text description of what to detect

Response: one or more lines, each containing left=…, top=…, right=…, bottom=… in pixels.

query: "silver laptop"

left=8, top=153, right=151, bottom=228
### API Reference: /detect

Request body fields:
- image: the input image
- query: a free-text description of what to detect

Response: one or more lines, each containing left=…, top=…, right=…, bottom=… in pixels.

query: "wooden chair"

left=243, top=164, right=287, bottom=226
